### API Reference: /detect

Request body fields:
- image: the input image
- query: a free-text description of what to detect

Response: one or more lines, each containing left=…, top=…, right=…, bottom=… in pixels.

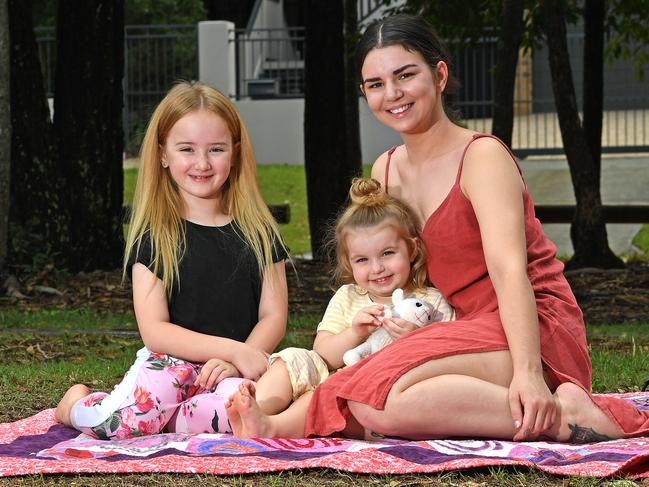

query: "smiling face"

left=345, top=221, right=415, bottom=304
left=160, top=109, right=235, bottom=206
left=360, top=44, right=447, bottom=135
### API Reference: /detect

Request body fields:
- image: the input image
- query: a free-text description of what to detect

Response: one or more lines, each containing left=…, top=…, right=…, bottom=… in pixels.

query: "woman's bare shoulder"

left=370, top=145, right=404, bottom=184
left=463, top=136, right=514, bottom=168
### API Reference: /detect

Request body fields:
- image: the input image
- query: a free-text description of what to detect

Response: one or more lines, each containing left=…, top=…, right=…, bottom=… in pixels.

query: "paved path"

left=521, top=154, right=648, bottom=257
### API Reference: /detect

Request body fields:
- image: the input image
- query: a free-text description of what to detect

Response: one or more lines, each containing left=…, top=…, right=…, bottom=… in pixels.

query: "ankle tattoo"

left=568, top=424, right=612, bottom=443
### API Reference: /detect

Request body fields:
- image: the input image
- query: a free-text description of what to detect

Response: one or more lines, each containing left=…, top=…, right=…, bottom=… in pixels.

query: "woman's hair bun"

left=349, top=178, right=384, bottom=206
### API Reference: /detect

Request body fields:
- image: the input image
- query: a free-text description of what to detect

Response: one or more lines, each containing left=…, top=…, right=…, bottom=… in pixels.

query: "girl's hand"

left=381, top=317, right=418, bottom=340
left=509, top=370, right=556, bottom=441
left=231, top=343, right=269, bottom=381
left=351, top=304, right=384, bottom=338
left=195, top=359, right=240, bottom=390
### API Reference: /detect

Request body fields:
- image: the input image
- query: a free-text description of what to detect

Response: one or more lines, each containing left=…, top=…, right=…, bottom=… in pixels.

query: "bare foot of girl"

left=551, top=382, right=623, bottom=443
left=227, top=381, right=275, bottom=438
left=55, top=384, right=91, bottom=426
left=225, top=391, right=243, bottom=436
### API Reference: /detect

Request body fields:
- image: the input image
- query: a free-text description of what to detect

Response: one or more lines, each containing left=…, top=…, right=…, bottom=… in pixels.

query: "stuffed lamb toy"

left=343, top=288, right=439, bottom=366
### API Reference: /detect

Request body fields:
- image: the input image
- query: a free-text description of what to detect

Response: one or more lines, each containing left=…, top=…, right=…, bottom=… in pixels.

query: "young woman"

left=300, top=15, right=649, bottom=442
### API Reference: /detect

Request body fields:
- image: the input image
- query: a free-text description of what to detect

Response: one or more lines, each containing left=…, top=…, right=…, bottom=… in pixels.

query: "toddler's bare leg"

left=254, top=358, right=294, bottom=415
left=227, top=381, right=312, bottom=438
left=55, top=384, right=91, bottom=426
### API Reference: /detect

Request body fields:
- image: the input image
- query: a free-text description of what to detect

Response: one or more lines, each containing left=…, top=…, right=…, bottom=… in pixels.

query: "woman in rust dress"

left=303, top=14, right=649, bottom=443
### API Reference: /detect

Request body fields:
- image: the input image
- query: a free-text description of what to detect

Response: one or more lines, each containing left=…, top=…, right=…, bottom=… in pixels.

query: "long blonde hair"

left=123, top=81, right=287, bottom=292
left=331, top=178, right=428, bottom=289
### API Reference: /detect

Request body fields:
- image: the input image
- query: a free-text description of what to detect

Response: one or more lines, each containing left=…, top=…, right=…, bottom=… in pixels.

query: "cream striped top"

left=317, top=284, right=455, bottom=335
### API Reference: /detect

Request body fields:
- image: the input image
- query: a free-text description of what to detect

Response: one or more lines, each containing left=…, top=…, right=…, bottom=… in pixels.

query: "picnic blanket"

left=1, top=392, right=649, bottom=478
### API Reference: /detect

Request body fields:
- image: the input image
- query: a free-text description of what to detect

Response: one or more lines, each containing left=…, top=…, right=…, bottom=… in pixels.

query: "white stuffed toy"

left=343, top=288, right=440, bottom=366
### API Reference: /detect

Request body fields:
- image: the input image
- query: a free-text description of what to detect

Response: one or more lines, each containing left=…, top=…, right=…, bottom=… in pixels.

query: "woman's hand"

left=509, top=370, right=556, bottom=441
left=351, top=304, right=385, bottom=338
left=381, top=317, right=418, bottom=340
left=195, top=359, right=240, bottom=390
left=231, top=343, right=269, bottom=381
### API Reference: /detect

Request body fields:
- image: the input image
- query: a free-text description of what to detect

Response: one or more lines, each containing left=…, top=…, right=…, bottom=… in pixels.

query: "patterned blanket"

left=1, top=393, right=649, bottom=478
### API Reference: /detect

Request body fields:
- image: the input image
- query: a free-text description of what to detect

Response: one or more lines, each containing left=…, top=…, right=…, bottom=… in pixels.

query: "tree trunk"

left=583, top=0, right=604, bottom=168
left=8, top=0, right=64, bottom=267
left=54, top=0, right=125, bottom=271
left=491, top=0, right=524, bottom=148
left=540, top=0, right=623, bottom=269
left=0, top=0, right=10, bottom=272
left=304, top=0, right=362, bottom=261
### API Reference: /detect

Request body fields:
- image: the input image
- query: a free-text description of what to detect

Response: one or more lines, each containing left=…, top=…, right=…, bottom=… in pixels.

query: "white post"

left=198, top=21, right=236, bottom=98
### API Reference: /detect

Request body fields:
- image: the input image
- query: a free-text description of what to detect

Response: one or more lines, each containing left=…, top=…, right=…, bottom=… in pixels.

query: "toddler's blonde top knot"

left=348, top=178, right=385, bottom=207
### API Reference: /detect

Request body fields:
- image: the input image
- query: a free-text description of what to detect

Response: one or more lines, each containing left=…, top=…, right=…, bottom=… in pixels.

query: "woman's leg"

left=348, top=350, right=621, bottom=442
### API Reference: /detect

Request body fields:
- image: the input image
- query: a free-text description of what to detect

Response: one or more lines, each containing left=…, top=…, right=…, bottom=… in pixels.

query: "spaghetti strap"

left=384, top=146, right=398, bottom=195
left=455, top=133, right=522, bottom=185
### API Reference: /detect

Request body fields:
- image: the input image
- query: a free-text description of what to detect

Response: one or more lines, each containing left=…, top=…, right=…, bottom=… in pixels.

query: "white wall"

left=235, top=97, right=402, bottom=165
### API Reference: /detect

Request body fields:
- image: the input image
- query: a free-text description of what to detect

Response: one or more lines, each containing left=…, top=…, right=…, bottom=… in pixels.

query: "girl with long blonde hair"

left=55, top=81, right=289, bottom=438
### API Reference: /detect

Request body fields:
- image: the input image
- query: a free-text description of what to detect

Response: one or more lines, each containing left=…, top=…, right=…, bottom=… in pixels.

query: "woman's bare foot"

left=227, top=381, right=275, bottom=438
left=55, top=384, right=90, bottom=426
left=550, top=382, right=623, bottom=443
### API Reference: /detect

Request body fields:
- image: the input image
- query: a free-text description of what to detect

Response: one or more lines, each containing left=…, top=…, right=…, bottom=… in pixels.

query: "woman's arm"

left=461, top=137, right=555, bottom=440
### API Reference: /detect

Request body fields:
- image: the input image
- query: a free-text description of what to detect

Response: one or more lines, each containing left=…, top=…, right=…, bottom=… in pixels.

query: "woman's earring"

left=161, top=160, right=168, bottom=168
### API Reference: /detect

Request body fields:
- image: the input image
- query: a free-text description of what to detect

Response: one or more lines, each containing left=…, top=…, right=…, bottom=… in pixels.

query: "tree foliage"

left=606, top=0, right=649, bottom=79
left=32, top=0, right=206, bottom=26
left=125, top=0, right=205, bottom=25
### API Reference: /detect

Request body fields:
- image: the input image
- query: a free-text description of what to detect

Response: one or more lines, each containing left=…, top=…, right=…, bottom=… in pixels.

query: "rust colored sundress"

left=305, top=134, right=649, bottom=438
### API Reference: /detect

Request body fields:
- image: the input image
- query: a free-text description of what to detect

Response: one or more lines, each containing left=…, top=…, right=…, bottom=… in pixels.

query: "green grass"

left=124, top=168, right=137, bottom=204
left=0, top=469, right=623, bottom=486
left=258, top=165, right=310, bottom=255
left=0, top=308, right=136, bottom=332
left=123, top=164, right=374, bottom=257
left=633, top=224, right=649, bottom=254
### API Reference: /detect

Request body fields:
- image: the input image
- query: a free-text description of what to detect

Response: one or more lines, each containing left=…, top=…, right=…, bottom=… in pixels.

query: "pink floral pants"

left=69, top=347, right=247, bottom=440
